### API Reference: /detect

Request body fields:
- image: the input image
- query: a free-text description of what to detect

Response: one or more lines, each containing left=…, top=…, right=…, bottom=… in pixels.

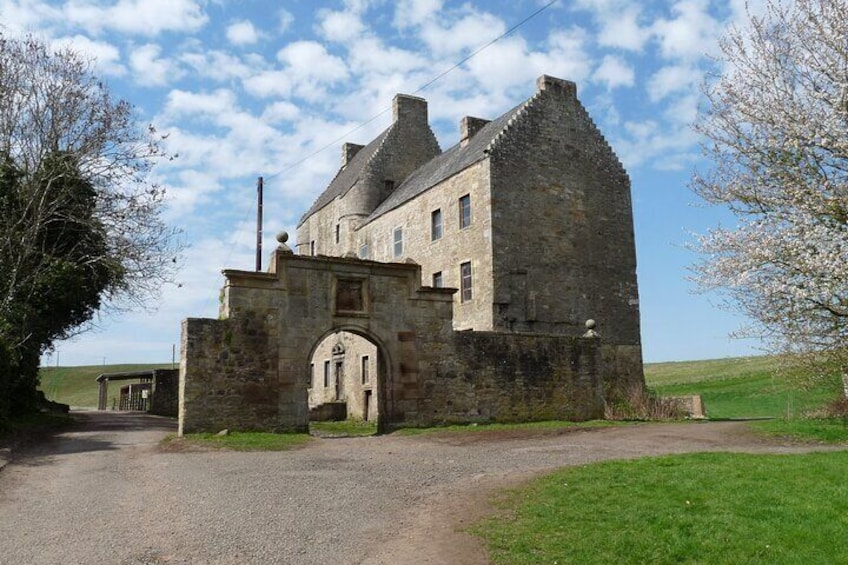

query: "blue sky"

left=2, top=0, right=766, bottom=366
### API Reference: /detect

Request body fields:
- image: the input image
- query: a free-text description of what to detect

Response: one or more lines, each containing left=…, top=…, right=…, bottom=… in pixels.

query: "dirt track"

left=0, top=411, right=840, bottom=564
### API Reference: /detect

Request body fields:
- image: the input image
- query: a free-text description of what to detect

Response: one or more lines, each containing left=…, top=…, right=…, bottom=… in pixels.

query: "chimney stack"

left=460, top=116, right=490, bottom=147
left=341, top=142, right=364, bottom=168
left=392, top=94, right=428, bottom=124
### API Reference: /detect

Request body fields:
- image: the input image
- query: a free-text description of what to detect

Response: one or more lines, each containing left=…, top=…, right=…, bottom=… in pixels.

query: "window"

left=431, top=208, right=443, bottom=240
left=459, top=194, right=471, bottom=229
left=323, top=360, right=330, bottom=387
left=460, top=261, right=472, bottom=302
left=385, top=179, right=395, bottom=193
left=358, top=243, right=369, bottom=259
left=432, top=271, right=443, bottom=288
left=393, top=227, right=403, bottom=258
left=361, top=355, right=370, bottom=384
left=310, top=241, right=316, bottom=256
left=335, top=224, right=340, bottom=244
left=310, top=363, right=315, bottom=388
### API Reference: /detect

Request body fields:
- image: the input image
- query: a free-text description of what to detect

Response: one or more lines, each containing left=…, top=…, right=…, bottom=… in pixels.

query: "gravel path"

left=0, top=411, right=840, bottom=565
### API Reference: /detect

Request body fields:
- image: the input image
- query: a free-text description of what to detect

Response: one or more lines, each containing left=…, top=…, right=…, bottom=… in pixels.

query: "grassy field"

left=644, top=355, right=842, bottom=419
left=475, top=451, right=848, bottom=565
left=39, top=363, right=172, bottom=408
left=471, top=356, right=848, bottom=563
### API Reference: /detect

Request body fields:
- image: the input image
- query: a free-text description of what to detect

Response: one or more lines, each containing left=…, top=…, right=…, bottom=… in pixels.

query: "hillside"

left=39, top=363, right=173, bottom=409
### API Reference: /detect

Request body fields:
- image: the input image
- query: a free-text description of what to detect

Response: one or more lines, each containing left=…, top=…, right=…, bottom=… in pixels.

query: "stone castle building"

left=177, top=75, right=643, bottom=434
left=297, top=75, right=641, bottom=422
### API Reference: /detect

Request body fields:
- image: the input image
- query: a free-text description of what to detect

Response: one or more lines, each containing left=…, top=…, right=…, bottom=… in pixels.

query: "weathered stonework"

left=180, top=249, right=616, bottom=434
left=180, top=75, right=645, bottom=433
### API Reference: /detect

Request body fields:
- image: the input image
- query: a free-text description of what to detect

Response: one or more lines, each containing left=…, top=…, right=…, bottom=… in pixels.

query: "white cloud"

left=597, top=7, right=650, bottom=51
left=164, top=88, right=238, bottom=119
left=52, top=34, right=125, bottom=76
left=262, top=101, right=301, bottom=123
left=243, top=70, right=293, bottom=99
left=647, top=64, right=702, bottom=102
left=278, top=9, right=294, bottom=33
left=0, top=0, right=62, bottom=32
left=593, top=55, right=635, bottom=90
left=226, top=20, right=260, bottom=46
left=318, top=8, right=366, bottom=42
left=393, top=0, right=443, bottom=29
left=62, top=0, right=208, bottom=36
left=572, top=0, right=649, bottom=51
left=130, top=43, right=182, bottom=87
left=419, top=9, right=506, bottom=56
left=652, top=0, right=720, bottom=61
left=179, top=50, right=255, bottom=82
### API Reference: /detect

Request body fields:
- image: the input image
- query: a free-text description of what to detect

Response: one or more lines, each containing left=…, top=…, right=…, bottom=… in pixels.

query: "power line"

left=264, top=0, right=559, bottom=181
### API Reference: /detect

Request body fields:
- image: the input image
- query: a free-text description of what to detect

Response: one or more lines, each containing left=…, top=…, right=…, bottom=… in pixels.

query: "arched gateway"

left=178, top=244, right=631, bottom=435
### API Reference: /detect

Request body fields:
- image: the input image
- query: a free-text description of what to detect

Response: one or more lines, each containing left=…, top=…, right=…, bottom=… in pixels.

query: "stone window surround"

left=392, top=226, right=403, bottom=258
left=460, top=261, right=472, bottom=302
left=361, top=355, right=370, bottom=384
left=323, top=360, right=330, bottom=387
left=432, top=271, right=443, bottom=288
left=431, top=208, right=443, bottom=241
left=459, top=194, right=471, bottom=229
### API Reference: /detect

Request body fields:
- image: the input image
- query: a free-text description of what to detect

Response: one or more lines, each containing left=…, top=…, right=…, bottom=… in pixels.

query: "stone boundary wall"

left=149, top=369, right=179, bottom=417
left=418, top=331, right=603, bottom=426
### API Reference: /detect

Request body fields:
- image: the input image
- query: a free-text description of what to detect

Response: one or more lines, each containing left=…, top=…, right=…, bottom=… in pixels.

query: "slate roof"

left=363, top=100, right=525, bottom=225
left=299, top=127, right=392, bottom=225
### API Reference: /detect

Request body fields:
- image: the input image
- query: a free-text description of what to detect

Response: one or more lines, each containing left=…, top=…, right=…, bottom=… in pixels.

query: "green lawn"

left=163, top=431, right=312, bottom=451
left=475, top=451, right=848, bottom=565
left=39, top=363, right=171, bottom=408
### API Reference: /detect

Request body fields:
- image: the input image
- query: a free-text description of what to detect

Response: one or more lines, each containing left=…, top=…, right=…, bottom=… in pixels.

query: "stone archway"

left=178, top=247, right=454, bottom=435
left=305, top=326, right=391, bottom=431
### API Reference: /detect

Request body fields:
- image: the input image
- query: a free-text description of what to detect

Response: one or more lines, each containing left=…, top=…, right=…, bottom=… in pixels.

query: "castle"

left=177, top=75, right=644, bottom=434
left=297, top=75, right=642, bottom=421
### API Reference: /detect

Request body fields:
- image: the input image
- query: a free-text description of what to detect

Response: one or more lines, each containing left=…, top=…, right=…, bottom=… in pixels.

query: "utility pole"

left=256, top=176, right=264, bottom=272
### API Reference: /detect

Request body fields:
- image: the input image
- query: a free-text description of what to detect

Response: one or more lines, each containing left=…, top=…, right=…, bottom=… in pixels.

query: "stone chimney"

left=460, top=116, right=490, bottom=147
left=392, top=94, right=428, bottom=124
left=341, top=143, right=364, bottom=168
left=536, top=75, right=577, bottom=98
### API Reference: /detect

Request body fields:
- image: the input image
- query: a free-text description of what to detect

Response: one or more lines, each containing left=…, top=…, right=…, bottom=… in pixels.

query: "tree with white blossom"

left=692, top=0, right=848, bottom=396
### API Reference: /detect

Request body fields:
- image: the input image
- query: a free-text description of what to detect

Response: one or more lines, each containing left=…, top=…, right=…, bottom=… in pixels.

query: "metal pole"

left=256, top=176, right=264, bottom=272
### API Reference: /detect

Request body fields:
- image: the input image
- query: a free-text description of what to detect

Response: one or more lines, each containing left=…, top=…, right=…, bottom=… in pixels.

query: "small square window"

left=432, top=271, right=443, bottom=288
left=393, top=227, right=403, bottom=258
left=431, top=209, right=443, bottom=241
left=459, top=194, right=471, bottom=229
left=460, top=261, right=472, bottom=302
left=358, top=243, right=369, bottom=259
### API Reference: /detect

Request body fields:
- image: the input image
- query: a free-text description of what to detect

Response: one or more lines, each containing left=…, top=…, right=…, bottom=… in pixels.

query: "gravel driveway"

left=0, top=411, right=838, bottom=565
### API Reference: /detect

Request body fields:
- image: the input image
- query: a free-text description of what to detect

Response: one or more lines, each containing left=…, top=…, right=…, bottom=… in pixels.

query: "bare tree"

left=0, top=34, right=182, bottom=415
left=691, top=0, right=848, bottom=396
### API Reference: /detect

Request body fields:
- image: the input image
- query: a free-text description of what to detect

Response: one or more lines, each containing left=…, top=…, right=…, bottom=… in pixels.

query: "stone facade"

left=179, top=75, right=646, bottom=434
left=179, top=249, right=613, bottom=434
left=296, top=75, right=641, bottom=351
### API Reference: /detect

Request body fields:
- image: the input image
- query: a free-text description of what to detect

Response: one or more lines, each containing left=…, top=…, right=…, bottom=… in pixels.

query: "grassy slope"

left=644, top=356, right=841, bottom=419
left=39, top=363, right=172, bottom=408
